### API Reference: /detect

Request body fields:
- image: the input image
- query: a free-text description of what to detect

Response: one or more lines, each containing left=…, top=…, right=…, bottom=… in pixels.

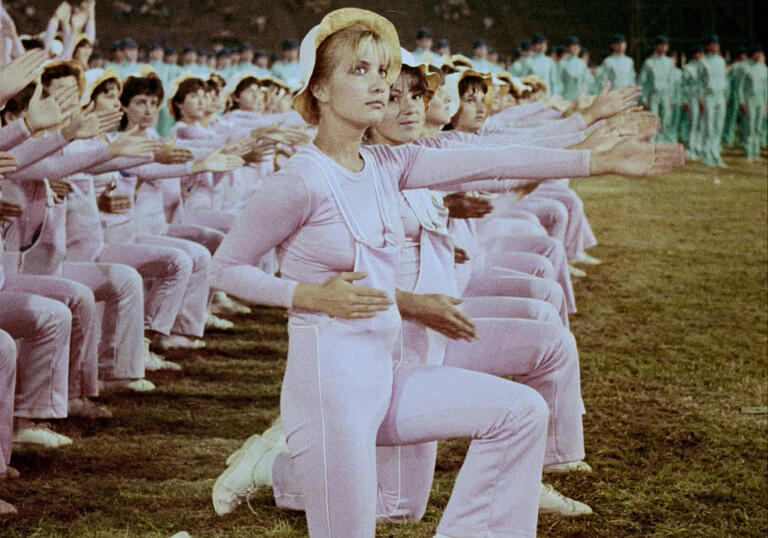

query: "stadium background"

left=4, top=0, right=764, bottom=64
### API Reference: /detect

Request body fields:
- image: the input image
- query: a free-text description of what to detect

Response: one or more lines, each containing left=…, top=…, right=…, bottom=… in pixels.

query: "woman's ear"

left=311, top=79, right=330, bottom=105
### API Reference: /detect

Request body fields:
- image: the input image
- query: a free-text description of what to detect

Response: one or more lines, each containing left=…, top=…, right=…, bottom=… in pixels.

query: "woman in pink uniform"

left=0, top=328, right=16, bottom=514
left=209, top=9, right=685, bottom=537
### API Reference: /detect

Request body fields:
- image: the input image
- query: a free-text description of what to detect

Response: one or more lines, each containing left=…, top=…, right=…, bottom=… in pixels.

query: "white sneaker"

left=168, top=533, right=192, bottom=538
left=99, top=378, right=156, bottom=392
left=213, top=436, right=277, bottom=515
left=211, top=291, right=252, bottom=315
left=572, top=252, right=601, bottom=266
left=226, top=417, right=284, bottom=466
left=144, top=351, right=182, bottom=371
left=0, top=499, right=17, bottom=515
left=543, top=460, right=593, bottom=474
left=13, top=425, right=73, bottom=448
left=153, top=335, right=206, bottom=351
left=206, top=314, right=234, bottom=331
left=68, top=398, right=113, bottom=419
left=539, top=483, right=593, bottom=516
left=568, top=264, right=587, bottom=278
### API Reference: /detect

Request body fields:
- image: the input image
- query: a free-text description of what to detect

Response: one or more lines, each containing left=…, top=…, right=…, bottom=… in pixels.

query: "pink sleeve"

left=6, top=131, right=68, bottom=169
left=85, top=19, right=95, bottom=42
left=210, top=172, right=312, bottom=307
left=386, top=144, right=591, bottom=190
left=5, top=142, right=112, bottom=180
left=0, top=119, right=31, bottom=150
left=86, top=156, right=152, bottom=175
left=58, top=27, right=76, bottom=60
left=490, top=101, right=549, bottom=122
left=42, top=18, right=59, bottom=54
left=125, top=161, right=193, bottom=180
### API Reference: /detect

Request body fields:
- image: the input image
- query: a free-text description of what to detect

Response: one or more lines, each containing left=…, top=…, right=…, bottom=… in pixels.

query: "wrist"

left=589, top=150, right=609, bottom=176
left=190, top=160, right=204, bottom=173
left=61, top=123, right=76, bottom=141
left=292, top=282, right=321, bottom=311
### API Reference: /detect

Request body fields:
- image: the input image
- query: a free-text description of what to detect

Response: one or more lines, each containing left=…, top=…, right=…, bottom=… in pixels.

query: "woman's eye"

left=379, top=68, right=388, bottom=78
left=389, top=94, right=400, bottom=103
left=353, top=65, right=366, bottom=75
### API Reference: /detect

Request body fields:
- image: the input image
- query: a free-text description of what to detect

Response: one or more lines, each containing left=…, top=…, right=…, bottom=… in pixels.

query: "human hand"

left=292, top=271, right=393, bottom=318
left=108, top=126, right=162, bottom=157
left=97, top=182, right=132, bottom=213
left=0, top=49, right=47, bottom=106
left=454, top=246, right=469, bottom=264
left=581, top=83, right=642, bottom=125
left=0, top=151, right=18, bottom=179
left=191, top=146, right=245, bottom=173
left=25, top=82, right=79, bottom=133
left=591, top=137, right=687, bottom=177
left=153, top=135, right=193, bottom=164
left=0, top=199, right=22, bottom=221
left=399, top=292, right=476, bottom=340
left=49, top=178, right=72, bottom=198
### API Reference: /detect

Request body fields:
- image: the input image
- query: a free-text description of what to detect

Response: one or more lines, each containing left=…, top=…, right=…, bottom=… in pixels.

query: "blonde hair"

left=306, top=26, right=394, bottom=124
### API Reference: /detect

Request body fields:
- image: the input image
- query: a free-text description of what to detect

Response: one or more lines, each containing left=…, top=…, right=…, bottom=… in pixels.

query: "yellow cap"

left=292, top=8, right=402, bottom=124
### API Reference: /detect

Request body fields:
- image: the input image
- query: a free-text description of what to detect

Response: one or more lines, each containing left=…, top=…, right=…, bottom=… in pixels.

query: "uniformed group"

left=0, top=0, right=759, bottom=529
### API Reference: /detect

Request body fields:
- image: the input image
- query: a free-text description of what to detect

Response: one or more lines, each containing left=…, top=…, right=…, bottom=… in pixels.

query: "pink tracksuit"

left=212, top=142, right=592, bottom=537
left=0, top=329, right=15, bottom=475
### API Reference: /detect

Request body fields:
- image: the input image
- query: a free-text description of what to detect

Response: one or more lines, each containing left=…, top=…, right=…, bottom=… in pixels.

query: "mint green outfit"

left=722, top=59, right=748, bottom=147
left=509, top=57, right=528, bottom=77
left=669, top=65, right=683, bottom=142
left=681, top=60, right=702, bottom=158
left=593, top=54, right=635, bottom=93
left=519, top=52, right=558, bottom=96
left=556, top=54, right=591, bottom=99
left=697, top=53, right=728, bottom=165
left=638, top=54, right=676, bottom=142
left=149, top=61, right=183, bottom=137
left=738, top=60, right=768, bottom=159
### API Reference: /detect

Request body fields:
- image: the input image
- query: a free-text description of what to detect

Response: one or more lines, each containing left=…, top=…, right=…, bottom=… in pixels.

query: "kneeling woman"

left=210, top=9, right=685, bottom=537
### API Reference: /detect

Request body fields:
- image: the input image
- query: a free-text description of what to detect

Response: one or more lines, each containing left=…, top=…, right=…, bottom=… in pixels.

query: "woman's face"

left=93, top=84, right=121, bottom=113
left=373, top=73, right=425, bottom=144
left=123, top=93, right=160, bottom=130
left=236, top=83, right=266, bottom=113
left=74, top=42, right=93, bottom=66
left=452, top=87, right=487, bottom=132
left=180, top=88, right=206, bottom=122
left=424, top=86, right=451, bottom=127
left=313, top=41, right=391, bottom=129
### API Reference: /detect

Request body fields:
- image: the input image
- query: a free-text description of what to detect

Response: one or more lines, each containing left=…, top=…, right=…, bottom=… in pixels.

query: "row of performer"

left=0, top=6, right=691, bottom=537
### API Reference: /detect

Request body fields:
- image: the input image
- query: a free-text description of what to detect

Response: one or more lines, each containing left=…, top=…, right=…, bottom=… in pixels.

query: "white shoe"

left=153, top=335, right=206, bottom=351
left=0, top=499, right=17, bottom=515
left=206, top=314, right=234, bottom=331
left=226, top=417, right=284, bottom=466
left=568, top=264, right=587, bottom=278
left=543, top=460, right=593, bottom=474
left=211, top=291, right=251, bottom=315
left=144, top=351, right=182, bottom=371
left=572, top=252, right=601, bottom=266
left=539, top=483, right=593, bottom=516
left=13, top=425, right=73, bottom=448
left=68, top=398, right=113, bottom=419
left=0, top=466, right=20, bottom=480
left=213, top=436, right=277, bottom=515
left=168, top=533, right=192, bottom=538
left=99, top=378, right=156, bottom=392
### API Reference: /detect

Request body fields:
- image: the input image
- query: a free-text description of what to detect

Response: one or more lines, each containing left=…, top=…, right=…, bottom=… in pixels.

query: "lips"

left=366, top=100, right=386, bottom=109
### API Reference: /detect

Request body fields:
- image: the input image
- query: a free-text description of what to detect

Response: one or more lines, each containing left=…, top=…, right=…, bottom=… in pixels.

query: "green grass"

left=1, top=151, right=766, bottom=537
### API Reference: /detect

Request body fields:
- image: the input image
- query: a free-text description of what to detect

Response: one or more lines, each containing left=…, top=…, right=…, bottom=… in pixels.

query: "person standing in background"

left=697, top=34, right=728, bottom=166
left=638, top=35, right=675, bottom=142
left=593, top=33, right=635, bottom=92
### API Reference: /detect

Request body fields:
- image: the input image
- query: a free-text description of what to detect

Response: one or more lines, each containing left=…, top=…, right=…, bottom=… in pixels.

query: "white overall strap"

left=401, top=189, right=449, bottom=235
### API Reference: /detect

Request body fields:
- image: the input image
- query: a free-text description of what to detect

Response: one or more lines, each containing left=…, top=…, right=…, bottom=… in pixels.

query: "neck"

left=421, top=122, right=442, bottom=138
left=314, top=111, right=366, bottom=172
left=368, top=128, right=403, bottom=147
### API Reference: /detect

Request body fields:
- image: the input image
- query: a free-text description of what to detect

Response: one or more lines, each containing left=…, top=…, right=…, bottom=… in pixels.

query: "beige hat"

left=443, top=69, right=492, bottom=117
left=82, top=67, right=121, bottom=105
left=400, top=48, right=441, bottom=94
left=166, top=72, right=204, bottom=114
left=292, top=8, right=402, bottom=124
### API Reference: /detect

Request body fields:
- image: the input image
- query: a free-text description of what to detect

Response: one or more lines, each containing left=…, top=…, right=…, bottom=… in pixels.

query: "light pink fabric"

left=0, top=329, right=15, bottom=471
left=213, top=143, right=584, bottom=536
left=4, top=273, right=97, bottom=399
left=61, top=262, right=146, bottom=380
left=533, top=181, right=597, bottom=258
left=0, top=290, right=70, bottom=419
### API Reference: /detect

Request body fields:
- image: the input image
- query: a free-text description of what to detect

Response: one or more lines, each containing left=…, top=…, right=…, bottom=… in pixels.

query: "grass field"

left=1, top=151, right=766, bottom=537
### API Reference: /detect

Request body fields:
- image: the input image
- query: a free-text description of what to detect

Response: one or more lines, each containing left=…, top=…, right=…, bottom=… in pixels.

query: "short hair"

left=170, top=78, right=206, bottom=120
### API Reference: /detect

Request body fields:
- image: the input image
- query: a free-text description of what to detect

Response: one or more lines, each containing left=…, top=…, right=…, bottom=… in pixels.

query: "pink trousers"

left=98, top=242, right=193, bottom=336
left=135, top=234, right=210, bottom=338
left=511, top=197, right=570, bottom=246
left=4, top=273, right=97, bottom=400
left=275, top=320, right=548, bottom=537
left=484, top=235, right=576, bottom=314
left=165, top=223, right=225, bottom=255
left=0, top=329, right=16, bottom=473
left=0, top=290, right=70, bottom=419
left=532, top=185, right=597, bottom=259
left=61, top=262, right=145, bottom=381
